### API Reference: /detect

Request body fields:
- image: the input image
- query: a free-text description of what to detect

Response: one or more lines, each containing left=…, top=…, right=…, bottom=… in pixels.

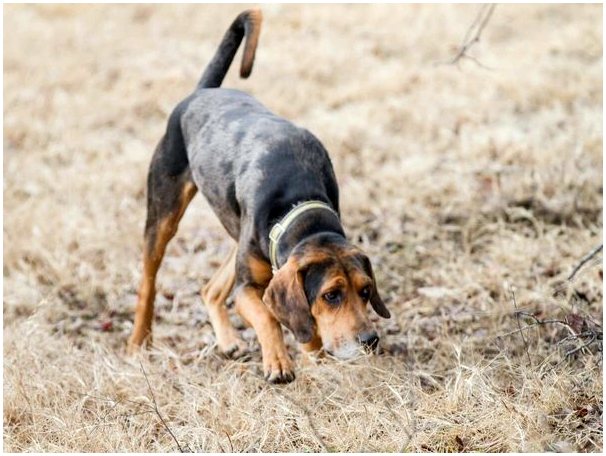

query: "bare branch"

left=224, top=431, right=234, bottom=452
left=442, top=4, right=496, bottom=69
left=499, top=308, right=602, bottom=364
left=514, top=311, right=576, bottom=336
left=499, top=319, right=570, bottom=339
left=557, top=331, right=596, bottom=346
left=567, top=244, right=603, bottom=281
left=510, top=285, right=532, bottom=366
left=140, top=362, right=186, bottom=453
left=565, top=334, right=597, bottom=358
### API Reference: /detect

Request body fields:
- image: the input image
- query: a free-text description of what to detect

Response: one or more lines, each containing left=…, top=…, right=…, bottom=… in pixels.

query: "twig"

left=567, top=244, right=603, bottom=281
left=500, top=320, right=568, bottom=339
left=140, top=362, right=186, bottom=453
left=545, top=332, right=601, bottom=375
left=565, top=334, right=597, bottom=358
left=514, top=311, right=576, bottom=336
left=500, top=246, right=603, bottom=370
left=383, top=384, right=416, bottom=453
left=510, top=285, right=532, bottom=366
left=443, top=4, right=496, bottom=68
left=224, top=431, right=234, bottom=452
left=557, top=331, right=596, bottom=345
left=500, top=310, right=602, bottom=364
left=270, top=387, right=330, bottom=452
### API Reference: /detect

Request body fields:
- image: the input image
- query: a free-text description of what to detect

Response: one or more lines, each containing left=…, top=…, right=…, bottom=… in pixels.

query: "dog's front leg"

left=235, top=285, right=295, bottom=383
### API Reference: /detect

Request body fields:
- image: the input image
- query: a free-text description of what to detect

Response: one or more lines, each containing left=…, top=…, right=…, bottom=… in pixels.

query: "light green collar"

left=268, top=200, right=339, bottom=273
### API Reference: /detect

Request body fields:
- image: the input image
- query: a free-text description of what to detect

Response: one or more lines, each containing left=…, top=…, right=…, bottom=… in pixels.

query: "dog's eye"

left=322, top=290, right=342, bottom=305
left=359, top=286, right=371, bottom=301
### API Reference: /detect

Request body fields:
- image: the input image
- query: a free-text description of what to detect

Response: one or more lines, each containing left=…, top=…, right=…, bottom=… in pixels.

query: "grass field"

left=3, top=3, right=603, bottom=452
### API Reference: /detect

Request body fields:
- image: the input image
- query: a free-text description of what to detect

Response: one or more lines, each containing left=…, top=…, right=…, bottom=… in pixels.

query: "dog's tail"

left=197, top=9, right=263, bottom=89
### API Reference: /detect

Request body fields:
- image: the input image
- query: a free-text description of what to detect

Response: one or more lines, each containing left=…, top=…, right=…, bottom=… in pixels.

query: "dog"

left=128, top=9, right=391, bottom=383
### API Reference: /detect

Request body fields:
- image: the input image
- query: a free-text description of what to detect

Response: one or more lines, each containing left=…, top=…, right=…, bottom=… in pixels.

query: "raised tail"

left=197, top=9, right=263, bottom=89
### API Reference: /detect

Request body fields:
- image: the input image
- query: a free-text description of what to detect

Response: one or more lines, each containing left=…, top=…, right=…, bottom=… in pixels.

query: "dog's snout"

left=358, top=331, right=379, bottom=351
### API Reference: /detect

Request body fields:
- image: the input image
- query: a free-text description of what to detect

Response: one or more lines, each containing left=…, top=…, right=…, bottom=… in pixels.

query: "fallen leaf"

left=455, top=435, right=465, bottom=451
left=575, top=406, right=589, bottom=418
left=100, top=320, right=113, bottom=332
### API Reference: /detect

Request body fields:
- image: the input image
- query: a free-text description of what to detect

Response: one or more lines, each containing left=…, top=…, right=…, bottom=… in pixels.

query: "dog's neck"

left=270, top=203, right=345, bottom=271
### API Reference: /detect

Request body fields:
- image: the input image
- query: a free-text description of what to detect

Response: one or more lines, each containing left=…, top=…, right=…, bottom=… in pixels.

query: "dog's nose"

left=358, top=331, right=379, bottom=351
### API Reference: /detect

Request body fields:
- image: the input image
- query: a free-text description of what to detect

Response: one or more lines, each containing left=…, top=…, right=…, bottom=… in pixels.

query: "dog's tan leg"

left=201, top=245, right=247, bottom=357
left=235, top=286, right=295, bottom=383
left=128, top=181, right=196, bottom=353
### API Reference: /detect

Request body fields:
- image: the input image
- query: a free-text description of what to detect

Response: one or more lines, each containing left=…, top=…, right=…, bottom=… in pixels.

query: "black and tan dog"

left=128, top=9, right=391, bottom=383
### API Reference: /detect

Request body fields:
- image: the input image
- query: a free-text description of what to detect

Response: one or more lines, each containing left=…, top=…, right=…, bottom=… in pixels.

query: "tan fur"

left=201, top=245, right=246, bottom=356
left=247, top=254, right=272, bottom=286
left=299, top=332, right=323, bottom=353
left=262, top=255, right=315, bottom=343
left=311, top=282, right=372, bottom=355
left=240, top=9, right=263, bottom=78
left=127, top=182, right=197, bottom=352
left=236, top=285, right=294, bottom=382
left=303, top=248, right=376, bottom=357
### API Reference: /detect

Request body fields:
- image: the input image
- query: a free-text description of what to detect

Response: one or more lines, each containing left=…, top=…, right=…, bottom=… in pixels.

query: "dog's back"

left=182, top=88, right=339, bottom=246
left=167, top=11, right=339, bottom=248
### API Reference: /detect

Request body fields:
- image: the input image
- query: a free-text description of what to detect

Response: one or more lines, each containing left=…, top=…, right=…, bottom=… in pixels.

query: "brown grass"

left=3, top=4, right=603, bottom=452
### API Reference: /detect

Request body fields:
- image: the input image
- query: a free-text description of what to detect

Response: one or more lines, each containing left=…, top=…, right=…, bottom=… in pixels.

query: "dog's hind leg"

left=201, top=245, right=247, bottom=357
left=128, top=147, right=197, bottom=353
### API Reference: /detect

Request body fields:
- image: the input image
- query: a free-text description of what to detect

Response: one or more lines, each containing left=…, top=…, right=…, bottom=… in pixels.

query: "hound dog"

left=128, top=9, right=391, bottom=383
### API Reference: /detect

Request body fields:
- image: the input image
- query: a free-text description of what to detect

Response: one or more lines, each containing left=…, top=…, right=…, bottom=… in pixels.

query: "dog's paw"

left=219, top=338, right=250, bottom=360
left=263, top=351, right=295, bottom=384
left=126, top=334, right=150, bottom=356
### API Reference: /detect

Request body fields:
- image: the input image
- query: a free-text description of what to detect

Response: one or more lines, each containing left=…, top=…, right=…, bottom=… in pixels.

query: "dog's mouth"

left=324, top=341, right=367, bottom=360
left=323, top=332, right=381, bottom=359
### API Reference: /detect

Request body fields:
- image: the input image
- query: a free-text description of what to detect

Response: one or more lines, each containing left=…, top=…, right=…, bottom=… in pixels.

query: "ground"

left=3, top=3, right=603, bottom=452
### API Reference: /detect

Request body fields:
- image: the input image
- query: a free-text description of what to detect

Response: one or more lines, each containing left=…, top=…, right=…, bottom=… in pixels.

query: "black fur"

left=144, top=10, right=375, bottom=304
left=303, top=260, right=335, bottom=304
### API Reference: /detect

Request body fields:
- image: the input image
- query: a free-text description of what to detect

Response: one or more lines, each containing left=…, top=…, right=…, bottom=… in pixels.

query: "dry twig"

left=443, top=4, right=496, bottom=68
left=224, top=431, right=234, bottom=452
left=564, top=333, right=598, bottom=358
left=140, top=362, right=186, bottom=453
left=501, top=309, right=602, bottom=362
left=509, top=285, right=532, bottom=366
left=512, top=311, right=576, bottom=336
left=567, top=244, right=603, bottom=281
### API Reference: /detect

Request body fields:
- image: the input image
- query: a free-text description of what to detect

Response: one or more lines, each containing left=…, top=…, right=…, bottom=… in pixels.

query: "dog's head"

left=263, top=233, right=390, bottom=358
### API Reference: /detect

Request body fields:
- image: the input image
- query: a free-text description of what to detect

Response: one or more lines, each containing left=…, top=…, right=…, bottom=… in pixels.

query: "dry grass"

left=3, top=3, right=603, bottom=452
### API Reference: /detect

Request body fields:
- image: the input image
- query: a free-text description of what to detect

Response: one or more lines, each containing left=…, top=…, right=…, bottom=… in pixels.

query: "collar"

left=268, top=200, right=340, bottom=273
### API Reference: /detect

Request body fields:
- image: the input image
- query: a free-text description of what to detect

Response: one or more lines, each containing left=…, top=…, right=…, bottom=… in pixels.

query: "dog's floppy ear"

left=263, top=257, right=315, bottom=343
left=361, top=255, right=390, bottom=319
